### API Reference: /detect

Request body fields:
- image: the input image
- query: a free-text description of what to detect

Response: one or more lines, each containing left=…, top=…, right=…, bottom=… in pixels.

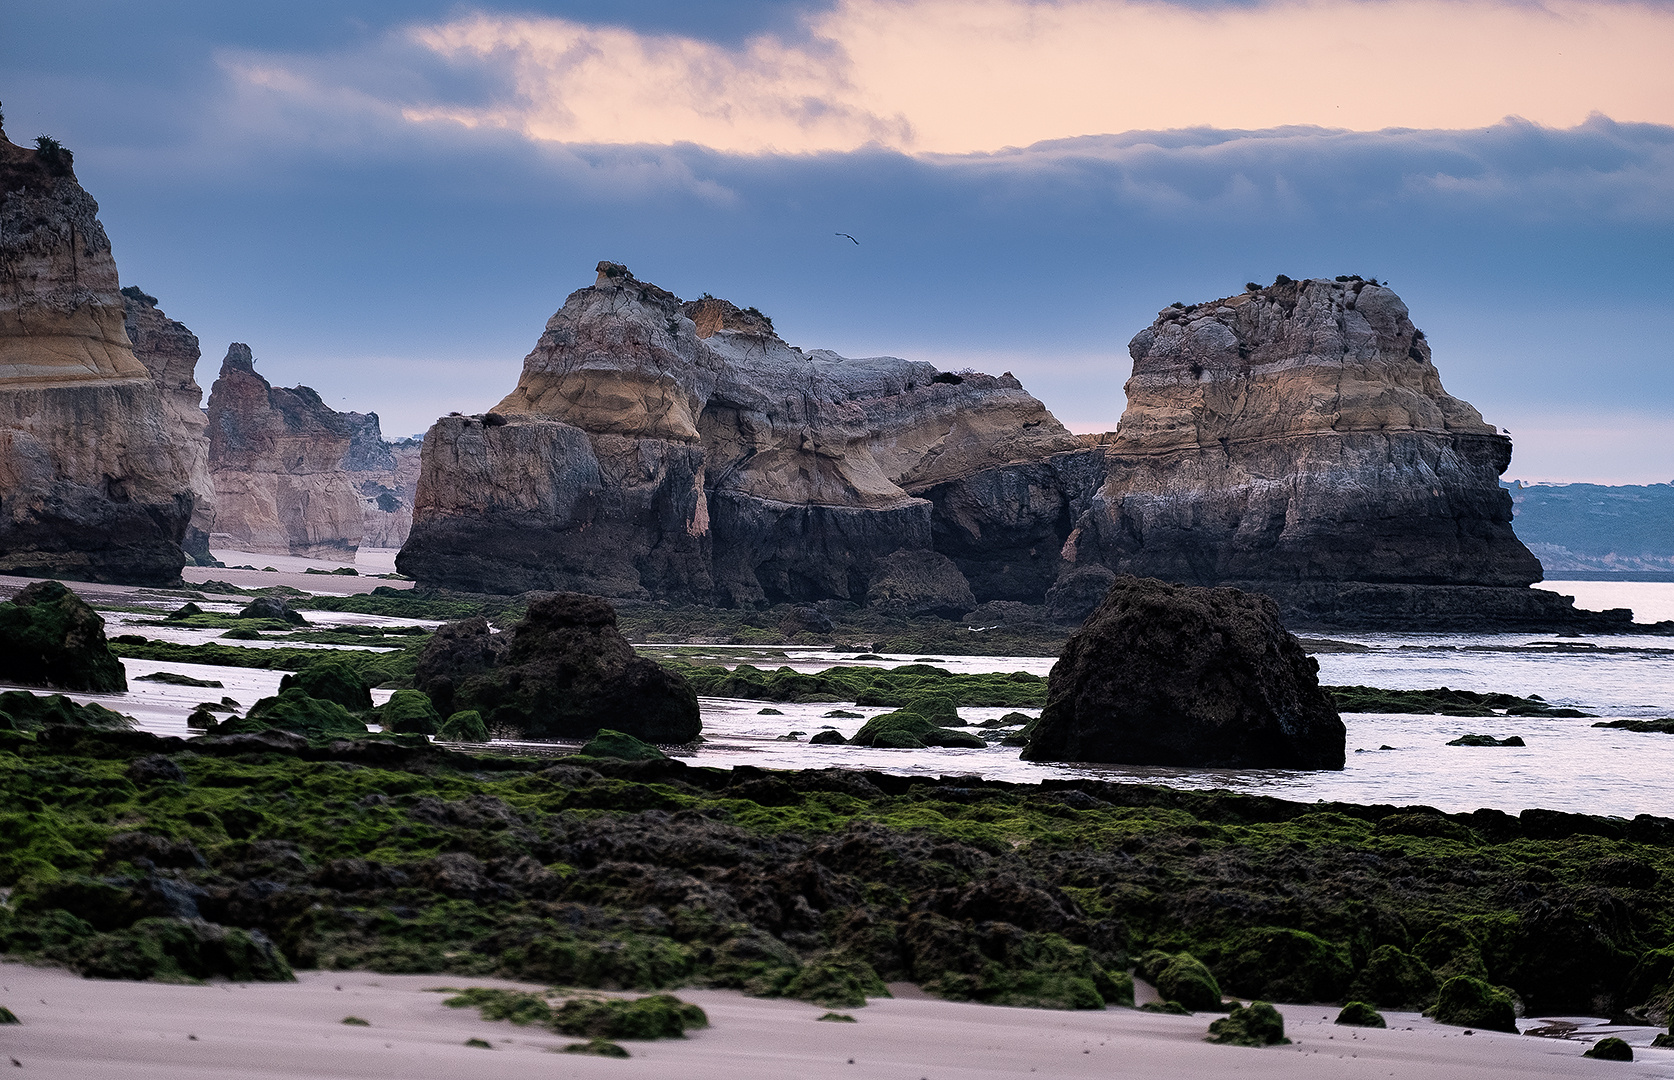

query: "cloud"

left=375, top=0, right=1674, bottom=154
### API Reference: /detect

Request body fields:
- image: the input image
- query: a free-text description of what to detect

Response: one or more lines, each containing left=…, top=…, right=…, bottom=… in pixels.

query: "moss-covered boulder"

left=1335, top=1001, right=1386, bottom=1027
left=0, top=581, right=127, bottom=691
left=1214, top=927, right=1351, bottom=1003
left=575, top=729, right=666, bottom=762
left=0, top=1006, right=17, bottom=1024
left=849, top=711, right=985, bottom=749
left=902, top=694, right=963, bottom=726
left=0, top=690, right=135, bottom=733
left=809, top=729, right=847, bottom=745
left=245, top=688, right=367, bottom=739
left=1205, top=1001, right=1289, bottom=1046
left=780, top=952, right=890, bottom=1008
left=380, top=689, right=441, bottom=735
left=1349, top=945, right=1438, bottom=1010
left=238, top=596, right=307, bottom=625
left=1430, top=975, right=1517, bottom=1033
left=279, top=659, right=373, bottom=711
left=71, top=917, right=293, bottom=982
left=439, top=709, right=488, bottom=742
left=1583, top=1036, right=1632, bottom=1061
left=1154, top=953, right=1224, bottom=1012
left=1416, top=924, right=1489, bottom=983
left=550, top=994, right=708, bottom=1039
left=561, top=1039, right=630, bottom=1057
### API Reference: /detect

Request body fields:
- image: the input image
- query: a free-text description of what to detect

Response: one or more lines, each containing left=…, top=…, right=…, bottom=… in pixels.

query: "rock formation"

left=0, top=580, right=128, bottom=692
left=400, top=262, right=1079, bottom=603
left=399, top=266, right=1636, bottom=630
left=204, top=344, right=365, bottom=558
left=1019, top=576, right=1345, bottom=769
left=1050, top=277, right=1607, bottom=629
left=342, top=412, right=421, bottom=548
left=121, top=287, right=215, bottom=562
left=414, top=592, right=701, bottom=743
left=0, top=127, right=196, bottom=583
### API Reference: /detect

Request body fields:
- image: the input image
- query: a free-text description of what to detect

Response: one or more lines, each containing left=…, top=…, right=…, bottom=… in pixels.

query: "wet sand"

left=0, top=964, right=1664, bottom=1080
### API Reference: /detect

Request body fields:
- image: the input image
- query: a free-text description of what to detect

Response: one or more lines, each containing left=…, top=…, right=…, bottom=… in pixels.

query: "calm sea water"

left=17, top=582, right=1674, bottom=820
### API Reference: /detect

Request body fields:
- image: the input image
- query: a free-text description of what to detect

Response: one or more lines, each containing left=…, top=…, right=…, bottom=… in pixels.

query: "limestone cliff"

left=400, top=262, right=1078, bottom=601
left=204, top=345, right=364, bottom=558
left=0, top=127, right=196, bottom=584
left=121, top=287, right=215, bottom=562
left=343, top=412, right=421, bottom=548
left=1052, top=277, right=1601, bottom=628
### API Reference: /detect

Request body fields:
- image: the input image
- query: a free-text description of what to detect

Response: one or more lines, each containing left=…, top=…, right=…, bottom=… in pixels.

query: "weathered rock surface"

left=121, top=287, right=215, bottom=562
left=0, top=128, right=196, bottom=583
left=1020, top=576, right=1345, bottom=769
left=414, top=592, right=701, bottom=743
left=401, top=263, right=1078, bottom=602
left=343, top=412, right=421, bottom=548
left=1051, top=277, right=1605, bottom=629
left=0, top=580, right=128, bottom=691
left=205, top=344, right=364, bottom=558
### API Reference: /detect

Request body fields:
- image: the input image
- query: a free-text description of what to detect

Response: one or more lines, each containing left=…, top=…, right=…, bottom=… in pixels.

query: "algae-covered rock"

left=1349, top=944, right=1438, bottom=1010
left=849, top=711, right=985, bottom=749
left=1583, top=1036, right=1633, bottom=1061
left=381, top=689, right=441, bottom=735
left=561, top=1039, right=630, bottom=1057
left=550, top=994, right=708, bottom=1039
left=0, top=1006, right=18, bottom=1023
left=246, top=688, right=367, bottom=739
left=1446, top=734, right=1525, bottom=747
left=444, top=988, right=554, bottom=1025
left=780, top=952, right=889, bottom=1008
left=1155, top=953, right=1225, bottom=1012
left=809, top=729, right=847, bottom=745
left=0, top=581, right=127, bottom=691
left=72, top=917, right=293, bottom=982
left=574, top=729, right=666, bottom=762
left=126, top=754, right=186, bottom=785
left=415, top=594, right=700, bottom=744
left=279, top=659, right=372, bottom=711
left=1335, top=1001, right=1386, bottom=1027
left=439, top=710, right=488, bottom=742
left=1215, top=927, right=1352, bottom=1003
left=1430, top=975, right=1517, bottom=1032
left=1021, top=577, right=1344, bottom=769
left=1205, top=1001, right=1289, bottom=1047
left=238, top=596, right=307, bottom=625
left=0, top=690, right=135, bottom=732
left=901, top=694, right=963, bottom=726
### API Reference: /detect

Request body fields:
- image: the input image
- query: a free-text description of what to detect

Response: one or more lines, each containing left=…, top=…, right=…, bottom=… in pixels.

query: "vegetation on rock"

left=1205, top=1001, right=1288, bottom=1046
left=1583, top=1036, right=1633, bottom=1061
left=1429, top=975, right=1518, bottom=1032
left=1334, top=1001, right=1386, bottom=1027
left=0, top=581, right=127, bottom=692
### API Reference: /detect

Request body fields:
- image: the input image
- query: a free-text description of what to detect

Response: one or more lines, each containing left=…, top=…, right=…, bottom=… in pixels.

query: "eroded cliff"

left=0, top=128, right=196, bottom=583
left=205, top=344, right=364, bottom=558
left=400, top=262, right=1078, bottom=602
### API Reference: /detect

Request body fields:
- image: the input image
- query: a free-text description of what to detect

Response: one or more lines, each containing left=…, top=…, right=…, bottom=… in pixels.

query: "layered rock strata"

left=1050, top=277, right=1610, bottom=629
left=400, top=263, right=1078, bottom=602
left=205, top=345, right=364, bottom=558
left=0, top=128, right=196, bottom=584
left=121, top=287, right=215, bottom=562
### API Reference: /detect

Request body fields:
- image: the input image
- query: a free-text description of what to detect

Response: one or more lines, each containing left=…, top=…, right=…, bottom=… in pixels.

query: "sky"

left=3, top=0, right=1671, bottom=483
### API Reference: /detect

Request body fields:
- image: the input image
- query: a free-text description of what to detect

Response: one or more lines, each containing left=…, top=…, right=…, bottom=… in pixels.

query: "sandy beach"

left=1, top=964, right=1664, bottom=1080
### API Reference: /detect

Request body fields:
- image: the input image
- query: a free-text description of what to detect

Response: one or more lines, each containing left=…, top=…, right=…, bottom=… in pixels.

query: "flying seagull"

left=835, top=232, right=859, bottom=244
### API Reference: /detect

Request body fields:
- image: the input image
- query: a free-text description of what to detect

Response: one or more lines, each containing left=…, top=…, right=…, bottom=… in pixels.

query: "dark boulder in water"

left=0, top=689, right=134, bottom=732
left=415, top=593, right=700, bottom=744
left=1021, top=577, right=1345, bottom=769
left=0, top=581, right=127, bottom=691
left=238, top=595, right=307, bottom=625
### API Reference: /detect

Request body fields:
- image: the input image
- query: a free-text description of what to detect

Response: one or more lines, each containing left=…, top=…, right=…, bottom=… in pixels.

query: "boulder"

left=1205, top=1001, right=1289, bottom=1047
left=439, top=710, right=488, bottom=742
left=1153, top=953, right=1224, bottom=1012
left=414, top=593, right=700, bottom=743
left=278, top=659, right=372, bottom=710
left=779, top=605, right=835, bottom=636
left=0, top=128, right=197, bottom=584
left=243, top=688, right=367, bottom=739
left=864, top=550, right=977, bottom=619
left=1334, top=1002, right=1386, bottom=1028
left=0, top=689, right=134, bottom=731
left=1429, top=975, right=1517, bottom=1033
left=1020, top=577, right=1345, bottom=769
left=574, top=729, right=667, bottom=761
left=237, top=596, right=307, bottom=625
left=0, top=581, right=128, bottom=691
left=847, top=711, right=984, bottom=749
left=381, top=689, right=441, bottom=735
left=1348, top=944, right=1438, bottom=1010
left=1583, top=1037, right=1632, bottom=1061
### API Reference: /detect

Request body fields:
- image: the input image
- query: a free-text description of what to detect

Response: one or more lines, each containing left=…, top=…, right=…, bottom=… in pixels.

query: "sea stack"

left=1055, top=276, right=1602, bottom=629
left=399, top=262, right=1078, bottom=602
left=0, top=126, right=197, bottom=583
left=122, top=287, right=215, bottom=562
left=205, top=344, right=365, bottom=558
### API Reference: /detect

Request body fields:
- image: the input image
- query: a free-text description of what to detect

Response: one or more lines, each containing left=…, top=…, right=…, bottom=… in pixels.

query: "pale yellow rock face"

left=123, top=289, right=215, bottom=556
left=0, top=131, right=196, bottom=583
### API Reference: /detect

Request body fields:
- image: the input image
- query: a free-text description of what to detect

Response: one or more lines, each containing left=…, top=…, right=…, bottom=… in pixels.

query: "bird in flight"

left=835, top=232, right=859, bottom=244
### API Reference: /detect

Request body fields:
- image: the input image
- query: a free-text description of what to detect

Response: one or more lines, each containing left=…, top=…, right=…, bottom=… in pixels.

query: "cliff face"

left=204, top=345, right=364, bottom=558
left=400, top=263, right=1078, bottom=601
left=0, top=129, right=196, bottom=584
left=121, top=287, right=215, bottom=561
left=343, top=412, right=421, bottom=548
left=1053, top=277, right=1585, bottom=628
